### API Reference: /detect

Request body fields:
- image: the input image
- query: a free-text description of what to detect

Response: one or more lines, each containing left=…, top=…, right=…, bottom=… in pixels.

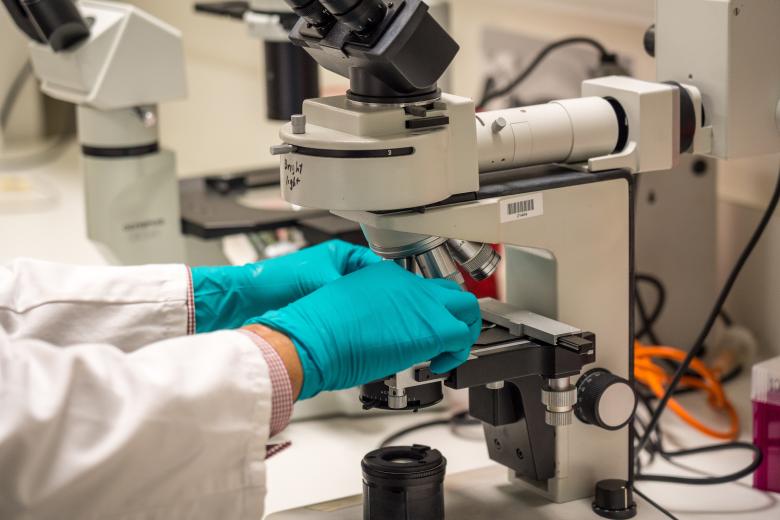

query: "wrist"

left=243, top=324, right=303, bottom=401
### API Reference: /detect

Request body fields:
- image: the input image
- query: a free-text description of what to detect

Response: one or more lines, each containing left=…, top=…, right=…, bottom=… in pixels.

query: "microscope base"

left=266, top=465, right=667, bottom=520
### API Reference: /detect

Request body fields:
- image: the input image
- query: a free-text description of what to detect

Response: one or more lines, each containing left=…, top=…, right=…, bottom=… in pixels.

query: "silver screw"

left=491, top=117, right=507, bottom=133
left=270, top=144, right=296, bottom=155
left=134, top=107, right=157, bottom=128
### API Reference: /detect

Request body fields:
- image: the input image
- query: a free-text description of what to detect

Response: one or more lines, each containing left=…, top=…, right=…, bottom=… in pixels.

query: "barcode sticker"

left=500, top=193, right=543, bottom=223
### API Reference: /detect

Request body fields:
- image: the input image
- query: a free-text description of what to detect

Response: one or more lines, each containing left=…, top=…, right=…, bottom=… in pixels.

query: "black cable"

left=635, top=273, right=666, bottom=344
left=635, top=366, right=763, bottom=486
left=378, top=412, right=479, bottom=448
left=479, top=37, right=612, bottom=108
left=636, top=273, right=666, bottom=340
left=635, top=169, right=780, bottom=460
left=633, top=487, right=680, bottom=520
left=637, top=442, right=763, bottom=485
left=379, top=419, right=450, bottom=448
left=1, top=60, right=33, bottom=130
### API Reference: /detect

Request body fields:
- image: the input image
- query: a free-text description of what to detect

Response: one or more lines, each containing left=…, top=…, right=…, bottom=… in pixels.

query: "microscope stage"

left=266, top=465, right=667, bottom=520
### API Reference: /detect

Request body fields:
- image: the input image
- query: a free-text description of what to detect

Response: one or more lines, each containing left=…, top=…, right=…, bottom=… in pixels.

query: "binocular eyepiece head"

left=284, top=0, right=387, bottom=35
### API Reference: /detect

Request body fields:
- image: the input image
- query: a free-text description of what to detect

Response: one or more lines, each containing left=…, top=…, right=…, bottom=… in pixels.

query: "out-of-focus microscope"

left=267, top=1, right=780, bottom=519
left=2, top=0, right=188, bottom=264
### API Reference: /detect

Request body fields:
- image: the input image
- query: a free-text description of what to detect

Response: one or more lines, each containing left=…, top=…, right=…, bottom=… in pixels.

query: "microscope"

left=266, top=0, right=780, bottom=518
left=2, top=0, right=188, bottom=265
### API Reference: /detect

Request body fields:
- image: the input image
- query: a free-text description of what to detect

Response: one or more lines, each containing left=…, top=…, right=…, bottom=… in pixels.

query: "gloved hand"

left=246, top=261, right=482, bottom=400
left=192, top=240, right=380, bottom=333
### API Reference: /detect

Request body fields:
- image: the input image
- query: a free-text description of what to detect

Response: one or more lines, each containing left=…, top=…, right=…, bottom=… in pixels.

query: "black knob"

left=643, top=24, right=655, bottom=58
left=592, top=479, right=637, bottom=519
left=575, top=369, right=637, bottom=430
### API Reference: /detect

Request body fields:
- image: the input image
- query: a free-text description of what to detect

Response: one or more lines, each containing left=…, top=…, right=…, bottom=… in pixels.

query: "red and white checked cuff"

left=240, top=330, right=294, bottom=437
left=186, top=267, right=196, bottom=335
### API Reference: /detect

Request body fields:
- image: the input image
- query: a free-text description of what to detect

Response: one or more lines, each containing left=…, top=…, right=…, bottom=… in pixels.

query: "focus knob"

left=592, top=479, right=637, bottom=519
left=575, top=369, right=636, bottom=430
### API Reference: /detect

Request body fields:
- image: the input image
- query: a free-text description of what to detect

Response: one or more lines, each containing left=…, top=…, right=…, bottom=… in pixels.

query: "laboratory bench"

left=265, top=374, right=776, bottom=519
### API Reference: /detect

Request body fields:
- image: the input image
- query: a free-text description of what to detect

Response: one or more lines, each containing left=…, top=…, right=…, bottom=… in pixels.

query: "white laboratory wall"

left=127, top=0, right=657, bottom=176
left=125, top=0, right=349, bottom=177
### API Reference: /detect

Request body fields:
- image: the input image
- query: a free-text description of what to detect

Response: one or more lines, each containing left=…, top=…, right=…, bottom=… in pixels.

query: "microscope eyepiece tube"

left=22, top=0, right=90, bottom=52
left=476, top=96, right=623, bottom=173
left=320, top=0, right=387, bottom=34
left=283, top=0, right=336, bottom=29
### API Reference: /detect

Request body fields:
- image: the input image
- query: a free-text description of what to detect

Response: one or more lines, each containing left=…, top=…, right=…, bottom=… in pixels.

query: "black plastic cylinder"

left=321, top=0, right=387, bottom=33
left=264, top=40, right=320, bottom=121
left=362, top=445, right=446, bottom=520
left=22, top=0, right=89, bottom=51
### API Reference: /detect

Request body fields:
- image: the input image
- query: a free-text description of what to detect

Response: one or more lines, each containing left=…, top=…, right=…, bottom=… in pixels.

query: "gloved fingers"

left=468, top=317, right=483, bottom=344
left=427, top=278, right=464, bottom=292
left=435, top=287, right=482, bottom=332
left=429, top=346, right=471, bottom=374
left=341, top=243, right=383, bottom=274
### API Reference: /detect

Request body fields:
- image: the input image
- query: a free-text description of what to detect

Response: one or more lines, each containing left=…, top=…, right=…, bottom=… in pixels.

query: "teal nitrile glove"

left=192, top=240, right=381, bottom=333
left=245, top=261, right=482, bottom=400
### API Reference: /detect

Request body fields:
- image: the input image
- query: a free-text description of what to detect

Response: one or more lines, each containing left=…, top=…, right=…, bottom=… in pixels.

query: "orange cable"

left=634, top=341, right=739, bottom=441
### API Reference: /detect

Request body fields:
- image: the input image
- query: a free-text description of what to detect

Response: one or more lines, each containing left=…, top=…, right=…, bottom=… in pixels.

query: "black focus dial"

left=575, top=369, right=637, bottom=430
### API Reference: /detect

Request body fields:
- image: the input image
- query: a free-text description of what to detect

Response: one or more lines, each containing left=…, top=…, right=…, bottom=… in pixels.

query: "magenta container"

left=752, top=357, right=780, bottom=492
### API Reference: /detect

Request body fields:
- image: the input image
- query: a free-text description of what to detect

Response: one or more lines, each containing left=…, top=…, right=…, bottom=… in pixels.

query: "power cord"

left=1, top=60, right=33, bottom=131
left=637, top=442, right=763, bottom=485
left=635, top=273, right=666, bottom=345
left=478, top=37, right=616, bottom=108
left=634, top=168, right=780, bottom=461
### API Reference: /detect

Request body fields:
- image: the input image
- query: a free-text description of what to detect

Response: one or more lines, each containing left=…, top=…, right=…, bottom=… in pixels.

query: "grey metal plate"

left=267, top=466, right=667, bottom=520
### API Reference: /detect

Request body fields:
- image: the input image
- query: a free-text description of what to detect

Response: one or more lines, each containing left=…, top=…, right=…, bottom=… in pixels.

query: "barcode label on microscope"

left=500, top=193, right=543, bottom=223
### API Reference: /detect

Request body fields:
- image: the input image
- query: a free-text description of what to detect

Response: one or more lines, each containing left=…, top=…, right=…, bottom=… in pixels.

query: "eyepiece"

left=283, top=0, right=335, bottom=30
left=320, top=0, right=387, bottom=34
left=22, top=0, right=89, bottom=51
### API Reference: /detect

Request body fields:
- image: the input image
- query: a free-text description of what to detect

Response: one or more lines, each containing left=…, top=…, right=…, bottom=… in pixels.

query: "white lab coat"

left=0, top=259, right=274, bottom=520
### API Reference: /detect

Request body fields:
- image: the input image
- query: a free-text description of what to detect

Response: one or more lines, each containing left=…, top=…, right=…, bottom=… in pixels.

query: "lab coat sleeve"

left=0, top=327, right=293, bottom=520
left=0, top=258, right=193, bottom=351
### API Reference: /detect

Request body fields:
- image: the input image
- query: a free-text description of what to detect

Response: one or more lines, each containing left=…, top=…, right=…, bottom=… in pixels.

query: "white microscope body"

left=268, top=0, right=780, bottom=518
left=23, top=1, right=188, bottom=264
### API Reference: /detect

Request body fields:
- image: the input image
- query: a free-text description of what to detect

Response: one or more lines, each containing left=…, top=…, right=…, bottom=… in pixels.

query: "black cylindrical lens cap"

left=362, top=445, right=446, bottom=520
left=22, top=0, right=89, bottom=51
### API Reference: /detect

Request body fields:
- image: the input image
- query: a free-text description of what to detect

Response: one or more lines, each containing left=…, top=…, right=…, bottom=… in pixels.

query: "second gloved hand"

left=246, top=261, right=482, bottom=400
left=192, top=240, right=380, bottom=332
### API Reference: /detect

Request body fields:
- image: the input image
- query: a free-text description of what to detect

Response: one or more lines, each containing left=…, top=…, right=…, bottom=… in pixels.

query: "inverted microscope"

left=266, top=0, right=780, bottom=518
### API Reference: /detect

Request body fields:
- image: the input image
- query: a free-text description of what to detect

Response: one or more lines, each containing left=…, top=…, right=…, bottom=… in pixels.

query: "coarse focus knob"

left=575, top=369, right=636, bottom=430
left=592, top=479, right=637, bottom=519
